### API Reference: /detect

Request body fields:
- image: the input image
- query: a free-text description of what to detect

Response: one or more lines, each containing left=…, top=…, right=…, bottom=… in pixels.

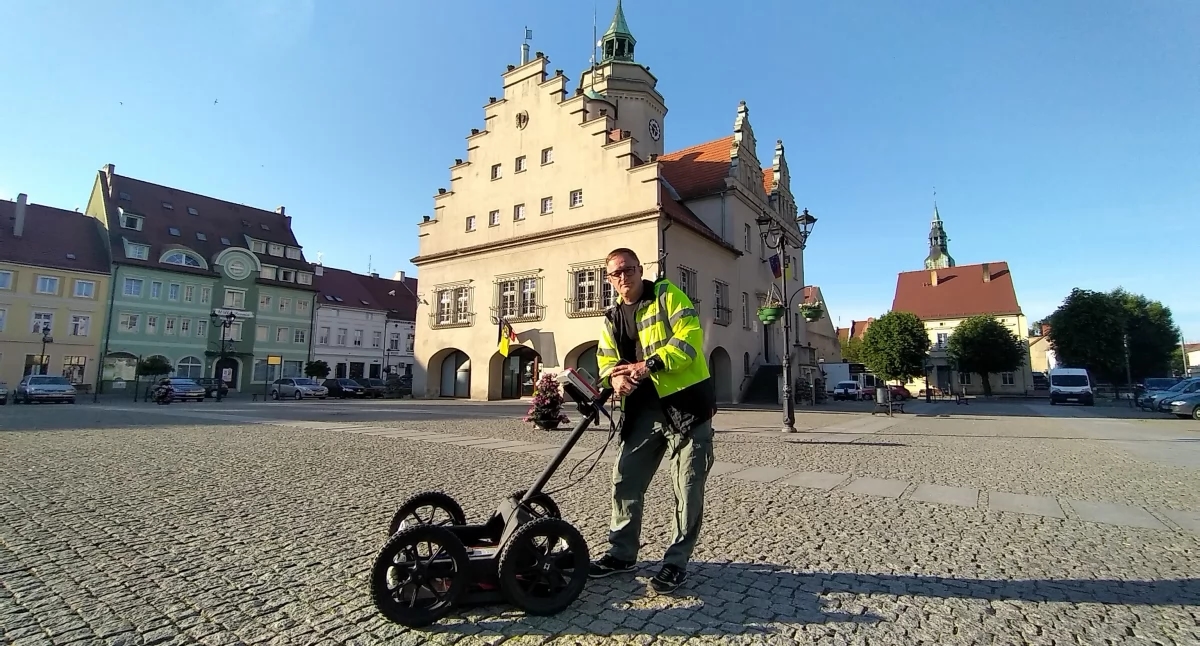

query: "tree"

left=840, top=336, right=865, bottom=364
left=860, top=311, right=931, bottom=383
left=136, top=356, right=172, bottom=379
left=305, top=360, right=331, bottom=379
left=1048, top=288, right=1181, bottom=387
left=946, top=315, right=1026, bottom=397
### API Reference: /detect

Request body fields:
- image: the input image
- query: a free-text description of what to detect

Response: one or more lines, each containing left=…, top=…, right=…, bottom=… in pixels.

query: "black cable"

left=542, top=403, right=620, bottom=497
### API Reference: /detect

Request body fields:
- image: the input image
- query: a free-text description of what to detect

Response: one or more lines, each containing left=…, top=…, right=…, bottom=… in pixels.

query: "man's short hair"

left=606, top=248, right=640, bottom=265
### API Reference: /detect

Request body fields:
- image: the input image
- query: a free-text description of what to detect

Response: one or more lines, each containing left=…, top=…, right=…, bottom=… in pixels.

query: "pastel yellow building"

left=0, top=194, right=112, bottom=390
left=410, top=3, right=818, bottom=401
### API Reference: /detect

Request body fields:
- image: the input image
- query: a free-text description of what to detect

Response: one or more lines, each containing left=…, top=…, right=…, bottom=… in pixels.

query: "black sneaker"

left=588, top=555, right=636, bottom=578
left=649, top=564, right=687, bottom=593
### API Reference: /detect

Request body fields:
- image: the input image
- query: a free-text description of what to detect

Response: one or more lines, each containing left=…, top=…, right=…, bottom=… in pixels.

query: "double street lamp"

left=756, top=208, right=818, bottom=433
left=210, top=311, right=237, bottom=402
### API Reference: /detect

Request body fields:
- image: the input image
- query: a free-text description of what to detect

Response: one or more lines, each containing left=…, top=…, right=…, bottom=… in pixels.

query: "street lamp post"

left=38, top=323, right=53, bottom=375
left=210, top=311, right=237, bottom=402
left=756, top=208, right=818, bottom=433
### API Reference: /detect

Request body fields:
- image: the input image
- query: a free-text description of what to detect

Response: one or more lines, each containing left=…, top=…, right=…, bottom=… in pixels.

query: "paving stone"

left=779, top=471, right=849, bottom=491
left=417, top=434, right=477, bottom=443
left=1160, top=508, right=1200, bottom=534
left=726, top=466, right=793, bottom=483
left=501, top=443, right=561, bottom=454
left=841, top=477, right=909, bottom=498
left=988, top=491, right=1066, bottom=519
left=707, top=462, right=746, bottom=477
left=470, top=440, right=533, bottom=450
left=444, top=437, right=516, bottom=447
left=909, top=483, right=979, bottom=508
left=1066, top=499, right=1168, bottom=530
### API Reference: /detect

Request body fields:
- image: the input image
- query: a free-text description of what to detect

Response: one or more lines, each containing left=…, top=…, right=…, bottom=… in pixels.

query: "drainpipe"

left=94, top=264, right=120, bottom=402
left=307, top=301, right=317, bottom=363
left=658, top=219, right=672, bottom=280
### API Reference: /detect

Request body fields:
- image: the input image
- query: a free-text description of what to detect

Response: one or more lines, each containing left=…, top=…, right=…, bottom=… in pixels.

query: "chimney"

left=370, top=272, right=380, bottom=279
left=14, top=193, right=28, bottom=237
left=930, top=269, right=938, bottom=286
left=276, top=206, right=285, bottom=215
left=393, top=270, right=406, bottom=282
left=982, top=263, right=991, bottom=282
left=315, top=265, right=323, bottom=276
left=103, top=164, right=115, bottom=197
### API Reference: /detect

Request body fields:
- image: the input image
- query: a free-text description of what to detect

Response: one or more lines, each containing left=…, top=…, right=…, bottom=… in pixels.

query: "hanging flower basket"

left=757, top=304, right=785, bottom=324
left=799, top=303, right=824, bottom=322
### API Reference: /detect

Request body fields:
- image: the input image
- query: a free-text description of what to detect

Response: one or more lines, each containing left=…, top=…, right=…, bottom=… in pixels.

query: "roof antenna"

left=521, top=26, right=532, bottom=65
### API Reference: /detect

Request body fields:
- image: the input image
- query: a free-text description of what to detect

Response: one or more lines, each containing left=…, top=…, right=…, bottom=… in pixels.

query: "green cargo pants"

left=606, top=406, right=715, bottom=569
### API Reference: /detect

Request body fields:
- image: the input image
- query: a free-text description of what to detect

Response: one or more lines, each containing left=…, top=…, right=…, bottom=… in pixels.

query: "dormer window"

left=187, top=207, right=199, bottom=216
left=268, top=243, right=284, bottom=257
left=120, top=213, right=143, bottom=231
left=297, top=272, right=312, bottom=285
left=285, top=247, right=301, bottom=260
left=162, top=251, right=202, bottom=268
left=261, top=266, right=278, bottom=280
left=125, top=242, right=149, bottom=260
left=280, top=269, right=295, bottom=282
left=249, top=240, right=266, bottom=253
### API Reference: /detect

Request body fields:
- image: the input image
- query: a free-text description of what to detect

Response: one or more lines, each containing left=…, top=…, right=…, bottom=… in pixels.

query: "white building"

left=311, top=265, right=417, bottom=380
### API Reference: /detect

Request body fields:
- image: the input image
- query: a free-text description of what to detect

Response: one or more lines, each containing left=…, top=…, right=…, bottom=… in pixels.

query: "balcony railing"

left=429, top=311, right=475, bottom=329
left=713, top=306, right=732, bottom=326
left=490, top=305, right=545, bottom=324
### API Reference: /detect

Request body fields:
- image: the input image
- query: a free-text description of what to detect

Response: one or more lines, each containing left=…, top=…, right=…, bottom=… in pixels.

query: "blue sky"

left=1, top=0, right=1197, bottom=340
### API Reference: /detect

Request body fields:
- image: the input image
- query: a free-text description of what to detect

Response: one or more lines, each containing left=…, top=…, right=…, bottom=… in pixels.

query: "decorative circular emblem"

left=648, top=118, right=661, bottom=141
left=226, top=257, right=250, bottom=280
left=515, top=111, right=529, bottom=130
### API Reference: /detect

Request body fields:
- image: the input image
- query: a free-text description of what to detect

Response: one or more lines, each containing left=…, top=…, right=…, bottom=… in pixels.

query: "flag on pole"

left=768, top=253, right=783, bottom=279
left=497, top=318, right=517, bottom=357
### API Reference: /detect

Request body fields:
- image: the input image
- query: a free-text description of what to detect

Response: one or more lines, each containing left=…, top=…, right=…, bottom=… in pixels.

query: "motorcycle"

left=152, top=383, right=174, bottom=405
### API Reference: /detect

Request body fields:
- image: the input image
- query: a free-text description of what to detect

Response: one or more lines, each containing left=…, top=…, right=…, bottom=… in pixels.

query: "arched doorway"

left=565, top=342, right=599, bottom=381
left=437, top=350, right=471, bottom=398
left=709, top=347, right=733, bottom=403
left=500, top=346, right=539, bottom=399
left=215, top=357, right=239, bottom=391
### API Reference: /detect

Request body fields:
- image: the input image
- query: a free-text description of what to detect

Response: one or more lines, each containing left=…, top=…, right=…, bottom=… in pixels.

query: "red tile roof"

left=97, top=169, right=316, bottom=289
left=891, top=262, right=1022, bottom=320
left=836, top=319, right=873, bottom=343
left=314, top=266, right=419, bottom=321
left=0, top=197, right=111, bottom=274
left=659, top=137, right=733, bottom=199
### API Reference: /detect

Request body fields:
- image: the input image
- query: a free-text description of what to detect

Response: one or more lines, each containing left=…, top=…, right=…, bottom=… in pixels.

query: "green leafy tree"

left=860, top=311, right=931, bottom=383
left=1048, top=288, right=1181, bottom=387
left=305, top=360, right=331, bottom=379
left=136, top=356, right=173, bottom=379
left=946, top=315, right=1026, bottom=397
left=839, top=336, right=865, bottom=364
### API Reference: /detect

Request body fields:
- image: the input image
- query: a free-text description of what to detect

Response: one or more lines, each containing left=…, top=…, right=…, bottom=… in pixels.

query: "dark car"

left=1167, top=392, right=1200, bottom=421
left=323, top=378, right=366, bottom=398
left=14, top=375, right=76, bottom=404
left=195, top=378, right=229, bottom=398
left=165, top=378, right=206, bottom=402
left=355, top=378, right=387, bottom=398
left=1135, top=377, right=1182, bottom=407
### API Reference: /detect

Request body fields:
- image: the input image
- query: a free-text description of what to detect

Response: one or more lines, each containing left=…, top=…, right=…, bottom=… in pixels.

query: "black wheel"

left=509, top=490, right=561, bottom=519
left=294, top=390, right=303, bottom=400
left=271, top=390, right=280, bottom=400
left=387, top=491, right=468, bottom=536
left=496, top=517, right=590, bottom=616
left=369, top=524, right=470, bottom=628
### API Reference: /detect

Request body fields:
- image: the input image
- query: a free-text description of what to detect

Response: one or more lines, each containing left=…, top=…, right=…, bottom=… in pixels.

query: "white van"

left=1048, top=368, right=1094, bottom=406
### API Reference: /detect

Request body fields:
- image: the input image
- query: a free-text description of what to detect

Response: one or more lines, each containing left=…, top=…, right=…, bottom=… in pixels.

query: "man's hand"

left=612, top=373, right=637, bottom=397
left=612, top=361, right=650, bottom=382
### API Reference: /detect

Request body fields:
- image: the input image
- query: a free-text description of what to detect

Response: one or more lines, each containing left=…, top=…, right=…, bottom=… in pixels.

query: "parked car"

left=164, top=378, right=206, bottom=402
left=323, top=378, right=367, bottom=398
left=195, top=378, right=229, bottom=398
left=1136, top=377, right=1183, bottom=407
left=271, top=378, right=329, bottom=400
left=887, top=384, right=910, bottom=400
left=1142, top=378, right=1200, bottom=412
left=1157, top=379, right=1200, bottom=413
left=1049, top=368, right=1094, bottom=406
left=355, top=377, right=387, bottom=398
left=0, top=380, right=7, bottom=405
left=1167, top=391, right=1200, bottom=420
left=832, top=380, right=864, bottom=401
left=14, top=375, right=77, bottom=404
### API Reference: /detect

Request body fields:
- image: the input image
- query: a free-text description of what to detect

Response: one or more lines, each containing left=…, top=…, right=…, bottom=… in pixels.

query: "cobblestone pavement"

left=2, top=401, right=1199, bottom=645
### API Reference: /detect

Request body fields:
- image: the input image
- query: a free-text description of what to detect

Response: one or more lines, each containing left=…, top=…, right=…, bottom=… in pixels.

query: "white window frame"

left=70, top=315, right=90, bottom=337
left=297, top=273, right=312, bottom=286
left=319, top=327, right=330, bottom=344
left=168, top=283, right=180, bottom=301
left=285, top=247, right=302, bottom=260
left=73, top=280, right=96, bottom=298
left=336, top=328, right=348, bottom=345
left=515, top=156, right=526, bottom=172
left=250, top=240, right=267, bottom=254
left=196, top=320, right=208, bottom=337
left=541, top=197, right=553, bottom=214
left=276, top=327, right=289, bottom=343
left=0, top=270, right=12, bottom=290
left=372, top=331, right=382, bottom=348
left=491, top=163, right=502, bottom=180
left=278, top=298, right=291, bottom=312
left=180, top=318, right=191, bottom=336
left=120, top=213, right=143, bottom=231
left=150, top=281, right=162, bottom=299
left=541, top=147, right=553, bottom=164
left=489, top=210, right=501, bottom=227
left=35, top=275, right=59, bottom=295
left=31, top=311, right=53, bottom=334
left=268, top=243, right=284, bottom=257
left=256, top=325, right=269, bottom=342
left=146, top=315, right=158, bottom=334
left=123, top=278, right=144, bottom=297
left=513, top=204, right=525, bottom=221
left=0, top=308, right=6, bottom=332
left=293, top=329, right=306, bottom=344
left=1002, top=372, right=1016, bottom=386
left=224, top=289, right=246, bottom=309
left=466, top=215, right=476, bottom=231
left=119, top=313, right=140, bottom=332
left=569, top=189, right=583, bottom=208
left=125, top=242, right=149, bottom=260
left=353, top=329, right=363, bottom=347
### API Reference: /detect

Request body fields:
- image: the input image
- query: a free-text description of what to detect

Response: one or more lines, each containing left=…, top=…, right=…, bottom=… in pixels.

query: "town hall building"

left=410, top=2, right=821, bottom=401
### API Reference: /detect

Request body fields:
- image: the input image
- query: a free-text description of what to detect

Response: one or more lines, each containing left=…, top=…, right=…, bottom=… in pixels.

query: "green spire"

left=600, top=0, right=636, bottom=62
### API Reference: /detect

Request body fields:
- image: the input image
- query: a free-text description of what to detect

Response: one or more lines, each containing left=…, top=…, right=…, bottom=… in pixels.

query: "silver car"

left=0, top=381, right=8, bottom=405
left=270, top=377, right=329, bottom=400
left=15, top=375, right=77, bottom=404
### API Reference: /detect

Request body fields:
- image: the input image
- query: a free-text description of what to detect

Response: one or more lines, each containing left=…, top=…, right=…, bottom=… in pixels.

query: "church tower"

left=579, top=0, right=668, bottom=162
left=924, top=204, right=955, bottom=270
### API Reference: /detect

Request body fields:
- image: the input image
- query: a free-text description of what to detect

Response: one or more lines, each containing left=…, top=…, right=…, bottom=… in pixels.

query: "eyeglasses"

left=606, top=266, right=639, bottom=280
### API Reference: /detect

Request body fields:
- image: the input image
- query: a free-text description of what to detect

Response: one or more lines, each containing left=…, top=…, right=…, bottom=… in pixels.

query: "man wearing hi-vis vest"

left=587, top=247, right=716, bottom=594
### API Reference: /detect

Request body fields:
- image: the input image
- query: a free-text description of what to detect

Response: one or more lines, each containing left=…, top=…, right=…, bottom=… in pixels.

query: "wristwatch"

left=645, top=356, right=664, bottom=373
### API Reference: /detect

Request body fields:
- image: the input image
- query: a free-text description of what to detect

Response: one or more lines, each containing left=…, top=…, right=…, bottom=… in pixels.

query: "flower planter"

left=532, top=417, right=562, bottom=431
left=800, top=307, right=823, bottom=322
left=757, top=305, right=785, bottom=324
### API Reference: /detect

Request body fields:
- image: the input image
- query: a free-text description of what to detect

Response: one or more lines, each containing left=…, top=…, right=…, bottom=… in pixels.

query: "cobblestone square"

left=2, top=398, right=1199, bottom=645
